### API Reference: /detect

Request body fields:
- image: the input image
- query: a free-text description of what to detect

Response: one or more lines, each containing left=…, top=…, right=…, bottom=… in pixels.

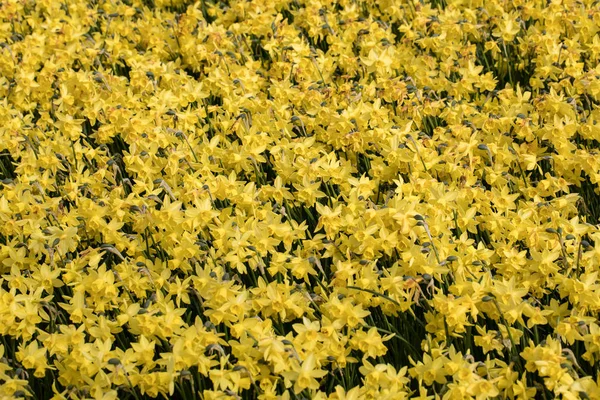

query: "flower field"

left=2, top=0, right=600, bottom=398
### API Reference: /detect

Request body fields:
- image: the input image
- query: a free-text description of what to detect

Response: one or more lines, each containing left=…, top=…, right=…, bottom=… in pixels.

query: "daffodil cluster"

left=1, top=0, right=600, bottom=398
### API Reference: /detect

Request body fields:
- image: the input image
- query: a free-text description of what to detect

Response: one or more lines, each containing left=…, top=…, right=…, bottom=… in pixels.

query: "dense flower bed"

left=1, top=0, right=600, bottom=398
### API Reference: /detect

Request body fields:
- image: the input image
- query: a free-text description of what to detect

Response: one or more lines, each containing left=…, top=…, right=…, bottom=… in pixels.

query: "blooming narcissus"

left=1, top=0, right=600, bottom=398
left=281, top=353, right=328, bottom=394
